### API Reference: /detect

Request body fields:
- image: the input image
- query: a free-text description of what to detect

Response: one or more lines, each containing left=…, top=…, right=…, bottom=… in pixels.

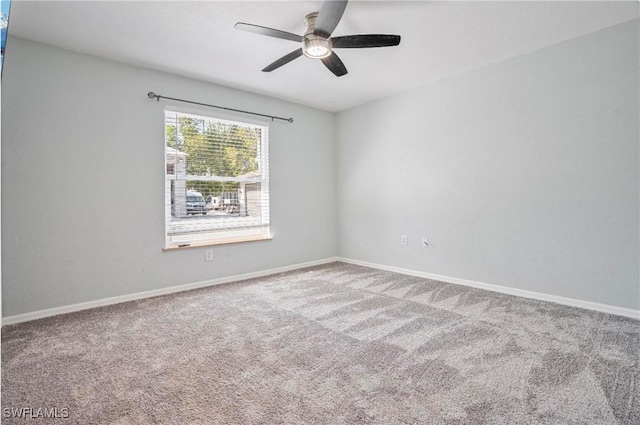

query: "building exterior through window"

left=164, top=110, right=270, bottom=247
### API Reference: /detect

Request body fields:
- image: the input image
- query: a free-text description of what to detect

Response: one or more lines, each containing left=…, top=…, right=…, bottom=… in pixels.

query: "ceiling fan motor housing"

left=303, top=12, right=332, bottom=59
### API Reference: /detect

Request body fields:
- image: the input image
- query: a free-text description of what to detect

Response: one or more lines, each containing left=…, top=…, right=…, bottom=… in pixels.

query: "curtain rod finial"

left=288, top=118, right=294, bottom=123
left=147, top=92, right=157, bottom=100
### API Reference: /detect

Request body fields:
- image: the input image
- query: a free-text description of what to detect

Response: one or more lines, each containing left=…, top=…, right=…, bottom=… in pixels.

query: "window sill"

left=163, top=234, right=272, bottom=251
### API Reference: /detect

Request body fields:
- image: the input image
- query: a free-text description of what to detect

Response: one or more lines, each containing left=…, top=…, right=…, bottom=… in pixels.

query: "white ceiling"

left=7, top=1, right=639, bottom=112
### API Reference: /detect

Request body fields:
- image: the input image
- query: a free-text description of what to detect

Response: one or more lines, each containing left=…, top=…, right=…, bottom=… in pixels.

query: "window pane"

left=165, top=110, right=269, bottom=247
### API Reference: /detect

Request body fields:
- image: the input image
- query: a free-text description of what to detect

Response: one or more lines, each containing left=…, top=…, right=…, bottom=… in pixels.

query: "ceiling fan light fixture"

left=303, top=36, right=332, bottom=59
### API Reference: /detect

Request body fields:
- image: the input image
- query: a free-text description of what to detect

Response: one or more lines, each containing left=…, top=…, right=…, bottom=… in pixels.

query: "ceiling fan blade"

left=332, top=34, right=401, bottom=49
left=321, top=52, right=348, bottom=77
left=262, top=48, right=304, bottom=72
left=314, top=0, right=348, bottom=38
left=235, top=22, right=303, bottom=43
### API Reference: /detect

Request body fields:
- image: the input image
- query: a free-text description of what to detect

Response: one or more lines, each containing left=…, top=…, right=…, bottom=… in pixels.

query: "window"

left=164, top=110, right=270, bottom=248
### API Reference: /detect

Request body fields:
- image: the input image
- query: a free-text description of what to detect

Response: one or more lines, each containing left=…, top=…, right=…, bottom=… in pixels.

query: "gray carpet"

left=2, top=262, right=639, bottom=424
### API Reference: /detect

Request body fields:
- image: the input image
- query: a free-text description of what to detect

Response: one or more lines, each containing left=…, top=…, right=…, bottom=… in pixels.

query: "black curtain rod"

left=147, top=92, right=294, bottom=123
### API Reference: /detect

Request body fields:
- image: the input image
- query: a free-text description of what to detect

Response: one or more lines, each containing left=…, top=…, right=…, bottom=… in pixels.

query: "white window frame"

left=163, top=106, right=271, bottom=249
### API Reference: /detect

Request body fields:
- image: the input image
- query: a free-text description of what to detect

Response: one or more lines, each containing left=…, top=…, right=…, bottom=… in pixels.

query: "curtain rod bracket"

left=146, top=91, right=293, bottom=123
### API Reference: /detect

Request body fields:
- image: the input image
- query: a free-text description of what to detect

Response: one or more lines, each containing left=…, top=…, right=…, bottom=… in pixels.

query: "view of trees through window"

left=165, top=111, right=269, bottom=235
left=166, top=113, right=262, bottom=198
left=164, top=110, right=270, bottom=246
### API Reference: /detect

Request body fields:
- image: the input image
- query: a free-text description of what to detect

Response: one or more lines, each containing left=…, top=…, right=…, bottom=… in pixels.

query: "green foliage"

left=166, top=125, right=178, bottom=149
left=187, top=181, right=239, bottom=198
left=166, top=114, right=262, bottom=197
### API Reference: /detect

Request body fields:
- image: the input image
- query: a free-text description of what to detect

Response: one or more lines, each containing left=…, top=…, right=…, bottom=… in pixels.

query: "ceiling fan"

left=234, top=0, right=401, bottom=77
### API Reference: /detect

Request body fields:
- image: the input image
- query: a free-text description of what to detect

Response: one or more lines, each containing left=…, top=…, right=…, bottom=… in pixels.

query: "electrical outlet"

left=401, top=235, right=408, bottom=246
left=422, top=237, right=429, bottom=247
left=205, top=249, right=214, bottom=262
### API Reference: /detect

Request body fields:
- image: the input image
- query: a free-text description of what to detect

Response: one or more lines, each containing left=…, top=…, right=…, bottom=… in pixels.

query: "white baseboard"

left=5, top=256, right=637, bottom=325
left=1, top=257, right=340, bottom=326
left=338, top=257, right=640, bottom=320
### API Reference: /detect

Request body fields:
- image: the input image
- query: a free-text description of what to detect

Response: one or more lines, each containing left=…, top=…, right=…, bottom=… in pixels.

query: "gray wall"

left=3, top=19, right=639, bottom=318
left=336, top=19, right=639, bottom=310
left=2, top=37, right=337, bottom=317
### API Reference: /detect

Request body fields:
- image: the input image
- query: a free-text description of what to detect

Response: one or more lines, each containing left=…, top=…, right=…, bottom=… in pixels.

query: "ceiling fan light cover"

left=303, top=36, right=332, bottom=59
